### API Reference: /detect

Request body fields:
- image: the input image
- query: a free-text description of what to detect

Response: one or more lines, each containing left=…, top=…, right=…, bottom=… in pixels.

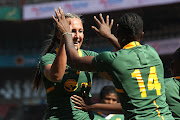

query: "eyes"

left=71, top=29, right=84, bottom=33
left=104, top=98, right=117, bottom=102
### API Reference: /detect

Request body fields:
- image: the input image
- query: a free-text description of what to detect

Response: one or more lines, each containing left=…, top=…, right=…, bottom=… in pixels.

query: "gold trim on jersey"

left=115, top=88, right=124, bottom=93
left=173, top=76, right=180, bottom=79
left=46, top=86, right=55, bottom=93
left=153, top=100, right=165, bottom=120
left=123, top=41, right=141, bottom=49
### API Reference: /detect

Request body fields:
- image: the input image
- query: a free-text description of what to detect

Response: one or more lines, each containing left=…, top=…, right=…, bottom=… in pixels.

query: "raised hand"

left=92, top=13, right=114, bottom=39
left=71, top=95, right=92, bottom=111
left=52, top=7, right=71, bottom=34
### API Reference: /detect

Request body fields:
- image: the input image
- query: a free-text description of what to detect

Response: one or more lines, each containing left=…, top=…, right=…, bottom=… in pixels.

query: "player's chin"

left=74, top=44, right=79, bottom=50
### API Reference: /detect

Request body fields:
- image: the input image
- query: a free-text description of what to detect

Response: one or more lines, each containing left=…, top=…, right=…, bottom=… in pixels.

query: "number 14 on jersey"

left=131, top=66, right=161, bottom=98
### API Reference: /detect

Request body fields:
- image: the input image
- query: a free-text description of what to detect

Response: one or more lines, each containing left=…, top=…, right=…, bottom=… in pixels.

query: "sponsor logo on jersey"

left=64, top=79, right=78, bottom=92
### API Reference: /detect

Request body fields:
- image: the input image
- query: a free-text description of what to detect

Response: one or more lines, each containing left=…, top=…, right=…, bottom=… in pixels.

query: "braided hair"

left=171, top=47, right=180, bottom=76
left=33, top=13, right=82, bottom=91
left=117, top=13, right=143, bottom=45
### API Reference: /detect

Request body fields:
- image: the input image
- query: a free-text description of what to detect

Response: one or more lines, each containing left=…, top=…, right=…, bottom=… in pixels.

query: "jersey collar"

left=173, top=76, right=180, bottom=79
left=122, top=41, right=141, bottom=49
left=55, top=48, right=82, bottom=57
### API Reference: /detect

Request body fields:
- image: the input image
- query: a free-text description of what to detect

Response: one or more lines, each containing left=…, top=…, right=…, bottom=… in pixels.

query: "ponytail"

left=33, top=25, right=58, bottom=91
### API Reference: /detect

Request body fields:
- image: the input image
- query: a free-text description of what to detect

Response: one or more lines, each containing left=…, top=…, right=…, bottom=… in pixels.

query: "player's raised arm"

left=92, top=13, right=120, bottom=51
left=52, top=7, right=96, bottom=72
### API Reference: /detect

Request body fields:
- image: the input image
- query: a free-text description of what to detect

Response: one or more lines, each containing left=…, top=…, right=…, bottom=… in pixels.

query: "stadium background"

left=0, top=0, right=180, bottom=119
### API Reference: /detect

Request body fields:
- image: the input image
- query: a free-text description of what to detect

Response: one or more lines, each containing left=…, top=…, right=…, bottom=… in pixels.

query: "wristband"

left=62, top=32, right=72, bottom=36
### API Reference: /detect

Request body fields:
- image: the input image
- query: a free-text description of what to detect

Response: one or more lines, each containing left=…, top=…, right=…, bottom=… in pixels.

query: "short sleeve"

left=40, top=53, right=56, bottom=73
left=81, top=49, right=98, bottom=57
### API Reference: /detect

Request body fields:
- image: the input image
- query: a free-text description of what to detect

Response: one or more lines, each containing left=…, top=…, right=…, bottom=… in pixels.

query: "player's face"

left=66, top=18, right=84, bottom=50
left=102, top=93, right=118, bottom=104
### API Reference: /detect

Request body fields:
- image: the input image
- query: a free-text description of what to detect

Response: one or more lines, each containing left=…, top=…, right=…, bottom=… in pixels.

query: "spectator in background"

left=54, top=8, right=174, bottom=119
left=33, top=9, right=120, bottom=120
left=165, top=47, right=180, bottom=119
left=93, top=86, right=124, bottom=120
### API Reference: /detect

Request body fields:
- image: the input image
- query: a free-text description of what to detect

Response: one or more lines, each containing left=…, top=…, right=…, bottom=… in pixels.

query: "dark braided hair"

left=100, top=86, right=118, bottom=101
left=171, top=47, right=180, bottom=76
left=117, top=13, right=143, bottom=44
left=33, top=13, right=82, bottom=91
left=172, top=47, right=180, bottom=62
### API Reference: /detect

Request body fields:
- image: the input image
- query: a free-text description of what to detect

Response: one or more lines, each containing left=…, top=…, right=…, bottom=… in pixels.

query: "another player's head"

left=117, top=13, right=144, bottom=47
left=171, top=47, right=180, bottom=76
left=100, top=86, right=118, bottom=104
left=33, top=13, right=83, bottom=91
left=51, top=13, right=84, bottom=50
left=65, top=13, right=84, bottom=50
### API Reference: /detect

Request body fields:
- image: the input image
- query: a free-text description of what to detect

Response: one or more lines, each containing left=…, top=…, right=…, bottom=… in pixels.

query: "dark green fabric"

left=40, top=49, right=98, bottom=120
left=165, top=77, right=180, bottom=119
left=93, top=44, right=174, bottom=120
left=94, top=112, right=124, bottom=120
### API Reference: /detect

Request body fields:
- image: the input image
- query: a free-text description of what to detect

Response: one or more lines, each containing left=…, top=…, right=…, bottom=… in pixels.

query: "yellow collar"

left=55, top=48, right=82, bottom=57
left=122, top=41, right=141, bottom=49
left=173, top=76, right=180, bottom=79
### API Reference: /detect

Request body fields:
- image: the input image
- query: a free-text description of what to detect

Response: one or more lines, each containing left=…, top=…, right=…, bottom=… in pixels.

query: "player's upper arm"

left=43, top=64, right=53, bottom=81
left=68, top=56, right=96, bottom=72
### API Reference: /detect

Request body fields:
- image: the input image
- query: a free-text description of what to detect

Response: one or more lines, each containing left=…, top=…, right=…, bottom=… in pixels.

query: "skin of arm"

left=53, top=8, right=120, bottom=72
left=43, top=34, right=67, bottom=82
left=92, top=14, right=120, bottom=51
left=71, top=95, right=123, bottom=114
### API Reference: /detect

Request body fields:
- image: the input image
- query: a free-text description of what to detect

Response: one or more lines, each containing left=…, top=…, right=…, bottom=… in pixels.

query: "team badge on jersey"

left=64, top=79, right=78, bottom=92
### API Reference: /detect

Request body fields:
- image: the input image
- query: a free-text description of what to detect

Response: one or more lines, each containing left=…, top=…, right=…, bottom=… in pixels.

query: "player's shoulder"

left=41, top=52, right=56, bottom=60
left=80, top=49, right=98, bottom=56
left=98, top=51, right=118, bottom=59
left=165, top=77, right=174, bottom=87
left=142, top=44, right=158, bottom=53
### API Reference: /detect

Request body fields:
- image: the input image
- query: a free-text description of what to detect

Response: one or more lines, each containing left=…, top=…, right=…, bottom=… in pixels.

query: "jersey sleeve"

left=92, top=51, right=113, bottom=72
left=40, top=53, right=56, bottom=73
left=82, top=49, right=99, bottom=57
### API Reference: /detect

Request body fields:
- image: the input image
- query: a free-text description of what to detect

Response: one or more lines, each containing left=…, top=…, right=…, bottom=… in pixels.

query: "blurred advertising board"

left=0, top=7, right=21, bottom=21
left=144, top=38, right=180, bottom=55
left=23, top=0, right=180, bottom=20
left=0, top=55, right=39, bottom=67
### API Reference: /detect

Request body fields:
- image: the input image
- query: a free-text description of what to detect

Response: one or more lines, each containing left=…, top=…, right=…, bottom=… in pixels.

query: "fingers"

left=110, top=19, right=114, bottom=29
left=94, top=16, right=101, bottom=27
left=55, top=9, right=61, bottom=20
left=106, top=15, right=109, bottom=25
left=71, top=95, right=84, bottom=101
left=99, top=13, right=105, bottom=23
left=74, top=106, right=83, bottom=110
left=71, top=99, right=82, bottom=106
left=52, top=15, right=58, bottom=23
left=91, top=26, right=99, bottom=33
left=58, top=7, right=65, bottom=19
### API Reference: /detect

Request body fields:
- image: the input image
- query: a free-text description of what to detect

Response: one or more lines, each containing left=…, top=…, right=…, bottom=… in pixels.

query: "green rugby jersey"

left=40, top=49, right=98, bottom=120
left=92, top=41, right=174, bottom=120
left=165, top=77, right=180, bottom=119
left=94, top=112, right=124, bottom=120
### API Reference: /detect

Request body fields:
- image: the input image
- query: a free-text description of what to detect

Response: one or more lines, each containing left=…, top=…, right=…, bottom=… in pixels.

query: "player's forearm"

left=49, top=42, right=67, bottom=81
left=107, top=34, right=121, bottom=51
left=89, top=103, right=123, bottom=114
left=63, top=34, right=80, bottom=67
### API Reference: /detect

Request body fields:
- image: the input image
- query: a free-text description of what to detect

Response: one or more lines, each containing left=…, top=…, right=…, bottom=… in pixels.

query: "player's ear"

left=141, top=32, right=144, bottom=40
